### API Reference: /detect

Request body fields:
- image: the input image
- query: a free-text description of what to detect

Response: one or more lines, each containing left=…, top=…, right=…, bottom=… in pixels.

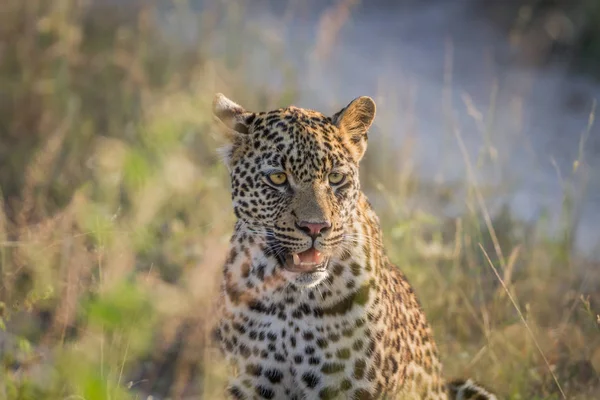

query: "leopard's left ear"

left=212, top=93, right=254, bottom=139
left=212, top=93, right=254, bottom=168
left=331, top=96, right=376, bottom=162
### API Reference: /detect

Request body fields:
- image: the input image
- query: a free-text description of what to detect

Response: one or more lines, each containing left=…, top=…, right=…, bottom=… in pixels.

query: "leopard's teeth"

left=292, top=253, right=300, bottom=265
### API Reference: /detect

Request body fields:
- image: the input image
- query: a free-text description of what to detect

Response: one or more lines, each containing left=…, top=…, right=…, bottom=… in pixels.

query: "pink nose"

left=296, top=221, right=331, bottom=237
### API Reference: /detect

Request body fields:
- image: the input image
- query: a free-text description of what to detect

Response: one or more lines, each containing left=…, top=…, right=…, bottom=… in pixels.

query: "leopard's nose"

left=295, top=220, right=331, bottom=238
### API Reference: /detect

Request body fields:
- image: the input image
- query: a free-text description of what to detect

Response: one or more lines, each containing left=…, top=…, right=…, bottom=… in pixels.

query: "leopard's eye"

left=328, top=172, right=345, bottom=185
left=267, top=172, right=288, bottom=186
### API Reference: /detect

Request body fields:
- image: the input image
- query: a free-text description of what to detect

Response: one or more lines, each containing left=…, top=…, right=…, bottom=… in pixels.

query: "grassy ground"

left=1, top=1, right=599, bottom=399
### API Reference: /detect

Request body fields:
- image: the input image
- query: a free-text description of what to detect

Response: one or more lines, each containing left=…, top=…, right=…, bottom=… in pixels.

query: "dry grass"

left=0, top=1, right=599, bottom=399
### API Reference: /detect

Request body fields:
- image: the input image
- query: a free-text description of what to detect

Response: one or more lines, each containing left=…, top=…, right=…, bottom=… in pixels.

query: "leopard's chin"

left=289, top=269, right=329, bottom=289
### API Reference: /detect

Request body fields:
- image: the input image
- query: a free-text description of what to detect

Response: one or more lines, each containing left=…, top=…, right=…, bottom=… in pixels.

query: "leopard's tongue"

left=290, top=248, right=323, bottom=272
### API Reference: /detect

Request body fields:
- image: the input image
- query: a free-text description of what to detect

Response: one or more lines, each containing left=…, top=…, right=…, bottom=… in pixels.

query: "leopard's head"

left=213, top=94, right=376, bottom=288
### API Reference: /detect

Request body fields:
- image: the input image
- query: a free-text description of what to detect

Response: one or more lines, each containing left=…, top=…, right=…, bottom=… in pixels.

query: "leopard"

left=211, top=92, right=497, bottom=400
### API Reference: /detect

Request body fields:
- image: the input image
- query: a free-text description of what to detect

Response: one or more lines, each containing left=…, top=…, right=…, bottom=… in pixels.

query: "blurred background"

left=1, top=0, right=599, bottom=398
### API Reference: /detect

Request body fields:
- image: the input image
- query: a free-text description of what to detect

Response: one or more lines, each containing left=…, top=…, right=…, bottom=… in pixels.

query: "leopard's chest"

left=219, top=296, right=381, bottom=396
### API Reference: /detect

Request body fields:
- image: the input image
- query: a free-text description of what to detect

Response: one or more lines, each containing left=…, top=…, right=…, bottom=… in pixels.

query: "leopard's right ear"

left=212, top=93, right=254, bottom=168
left=212, top=93, right=254, bottom=140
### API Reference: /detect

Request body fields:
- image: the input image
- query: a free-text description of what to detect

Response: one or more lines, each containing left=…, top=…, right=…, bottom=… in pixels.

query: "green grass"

left=0, top=1, right=599, bottom=399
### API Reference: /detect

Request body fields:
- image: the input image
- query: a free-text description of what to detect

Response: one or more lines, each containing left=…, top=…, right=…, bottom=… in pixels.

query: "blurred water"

left=177, top=0, right=600, bottom=255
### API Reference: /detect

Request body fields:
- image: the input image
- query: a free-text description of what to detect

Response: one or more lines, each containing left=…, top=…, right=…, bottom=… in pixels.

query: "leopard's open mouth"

left=284, top=248, right=329, bottom=273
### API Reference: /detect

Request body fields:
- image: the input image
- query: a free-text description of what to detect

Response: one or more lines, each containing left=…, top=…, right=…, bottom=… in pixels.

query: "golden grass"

left=0, top=1, right=598, bottom=399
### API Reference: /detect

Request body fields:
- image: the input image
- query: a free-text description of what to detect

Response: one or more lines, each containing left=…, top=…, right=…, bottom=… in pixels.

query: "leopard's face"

left=213, top=95, right=375, bottom=288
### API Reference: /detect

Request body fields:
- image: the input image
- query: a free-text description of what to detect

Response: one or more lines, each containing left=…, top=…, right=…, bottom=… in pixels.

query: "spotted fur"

left=212, top=94, right=497, bottom=400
